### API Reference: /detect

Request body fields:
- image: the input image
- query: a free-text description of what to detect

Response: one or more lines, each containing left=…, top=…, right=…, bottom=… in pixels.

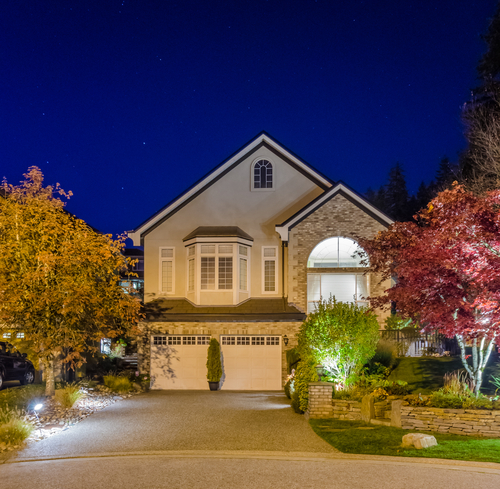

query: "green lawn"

left=310, top=418, right=500, bottom=463
left=388, top=354, right=500, bottom=394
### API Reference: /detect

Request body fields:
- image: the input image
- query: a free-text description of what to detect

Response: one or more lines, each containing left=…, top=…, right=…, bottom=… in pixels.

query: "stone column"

left=305, top=382, right=334, bottom=419
left=361, top=394, right=375, bottom=423
left=391, top=400, right=403, bottom=428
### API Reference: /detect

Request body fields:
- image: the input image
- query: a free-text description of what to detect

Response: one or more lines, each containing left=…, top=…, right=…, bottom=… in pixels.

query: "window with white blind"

left=201, top=256, right=216, bottom=290
left=239, top=258, right=248, bottom=291
left=159, top=247, right=175, bottom=293
left=262, top=247, right=277, bottom=293
left=218, top=257, right=233, bottom=289
left=188, top=258, right=195, bottom=292
left=307, top=273, right=369, bottom=314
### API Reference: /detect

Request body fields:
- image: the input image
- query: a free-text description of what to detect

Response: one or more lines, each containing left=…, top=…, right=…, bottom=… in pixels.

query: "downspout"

left=281, top=241, right=287, bottom=310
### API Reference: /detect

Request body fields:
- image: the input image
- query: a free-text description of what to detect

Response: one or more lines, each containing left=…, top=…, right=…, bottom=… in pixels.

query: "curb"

left=4, top=449, right=500, bottom=474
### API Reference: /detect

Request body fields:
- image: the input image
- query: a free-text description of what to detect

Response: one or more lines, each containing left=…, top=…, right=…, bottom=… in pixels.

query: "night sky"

left=1, top=0, right=497, bottom=238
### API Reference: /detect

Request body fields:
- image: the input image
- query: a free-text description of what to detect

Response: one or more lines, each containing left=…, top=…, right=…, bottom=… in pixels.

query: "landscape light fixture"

left=283, top=335, right=289, bottom=346
left=33, top=403, right=43, bottom=421
left=315, top=364, right=324, bottom=382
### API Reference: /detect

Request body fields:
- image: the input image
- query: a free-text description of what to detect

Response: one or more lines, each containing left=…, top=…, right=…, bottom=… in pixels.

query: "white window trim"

left=159, top=247, right=175, bottom=295
left=187, top=257, right=195, bottom=292
left=251, top=157, right=275, bottom=191
left=200, top=244, right=234, bottom=292
left=306, top=272, right=370, bottom=314
left=238, top=247, right=248, bottom=293
left=262, top=246, right=278, bottom=294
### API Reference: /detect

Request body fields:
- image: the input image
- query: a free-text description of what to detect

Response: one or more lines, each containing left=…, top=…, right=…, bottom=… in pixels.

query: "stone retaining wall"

left=401, top=406, right=500, bottom=437
left=307, top=386, right=500, bottom=438
left=331, top=399, right=362, bottom=420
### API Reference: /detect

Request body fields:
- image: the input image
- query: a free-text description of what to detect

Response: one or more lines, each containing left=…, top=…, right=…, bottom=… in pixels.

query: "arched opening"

left=307, top=237, right=369, bottom=313
left=307, top=237, right=367, bottom=268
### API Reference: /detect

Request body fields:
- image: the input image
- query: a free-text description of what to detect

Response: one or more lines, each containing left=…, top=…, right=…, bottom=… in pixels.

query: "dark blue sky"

left=1, top=0, right=497, bottom=237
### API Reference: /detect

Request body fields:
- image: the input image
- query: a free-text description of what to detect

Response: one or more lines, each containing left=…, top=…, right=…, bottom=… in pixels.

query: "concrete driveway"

left=4, top=391, right=500, bottom=488
left=10, top=390, right=336, bottom=461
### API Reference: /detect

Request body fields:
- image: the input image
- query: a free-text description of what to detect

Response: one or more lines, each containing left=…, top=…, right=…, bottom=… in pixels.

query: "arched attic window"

left=253, top=159, right=273, bottom=189
left=307, top=237, right=368, bottom=268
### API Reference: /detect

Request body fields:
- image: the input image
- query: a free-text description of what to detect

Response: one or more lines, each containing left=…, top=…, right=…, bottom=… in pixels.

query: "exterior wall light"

left=283, top=335, right=289, bottom=346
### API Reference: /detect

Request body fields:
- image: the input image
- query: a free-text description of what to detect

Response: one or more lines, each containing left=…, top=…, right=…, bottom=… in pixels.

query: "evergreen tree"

left=435, top=156, right=457, bottom=191
left=416, top=181, right=434, bottom=211
left=385, top=162, right=409, bottom=221
left=478, top=2, right=500, bottom=80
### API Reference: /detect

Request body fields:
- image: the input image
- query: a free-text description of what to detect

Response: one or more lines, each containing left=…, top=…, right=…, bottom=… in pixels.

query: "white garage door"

left=220, top=335, right=282, bottom=391
left=150, top=335, right=211, bottom=390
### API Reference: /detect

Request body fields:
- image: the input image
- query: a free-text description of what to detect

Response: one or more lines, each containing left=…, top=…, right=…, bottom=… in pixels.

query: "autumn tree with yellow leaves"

left=0, top=167, right=141, bottom=396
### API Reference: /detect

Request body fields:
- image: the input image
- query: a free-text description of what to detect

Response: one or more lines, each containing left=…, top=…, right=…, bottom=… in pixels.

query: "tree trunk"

left=43, top=358, right=56, bottom=397
left=456, top=334, right=495, bottom=395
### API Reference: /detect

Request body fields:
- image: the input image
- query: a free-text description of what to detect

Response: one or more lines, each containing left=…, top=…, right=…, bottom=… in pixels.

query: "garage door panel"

left=150, top=336, right=210, bottom=390
left=220, top=335, right=282, bottom=391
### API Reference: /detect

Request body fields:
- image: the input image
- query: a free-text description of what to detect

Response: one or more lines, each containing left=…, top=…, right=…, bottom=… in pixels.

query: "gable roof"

left=128, top=132, right=333, bottom=246
left=275, top=181, right=394, bottom=241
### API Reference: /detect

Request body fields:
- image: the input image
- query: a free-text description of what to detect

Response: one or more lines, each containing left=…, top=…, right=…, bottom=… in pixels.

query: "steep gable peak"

left=129, top=132, right=333, bottom=245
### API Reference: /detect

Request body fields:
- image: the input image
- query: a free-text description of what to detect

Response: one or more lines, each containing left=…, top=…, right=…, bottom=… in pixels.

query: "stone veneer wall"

left=287, top=193, right=390, bottom=315
left=331, top=399, right=362, bottom=420
left=401, top=406, right=500, bottom=437
left=137, top=320, right=302, bottom=385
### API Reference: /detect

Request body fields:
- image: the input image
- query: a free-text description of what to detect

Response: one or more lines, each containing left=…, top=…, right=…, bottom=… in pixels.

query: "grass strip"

left=310, top=418, right=500, bottom=463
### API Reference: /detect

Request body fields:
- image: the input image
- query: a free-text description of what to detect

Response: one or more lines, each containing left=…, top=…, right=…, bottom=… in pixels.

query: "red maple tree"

left=359, top=185, right=500, bottom=393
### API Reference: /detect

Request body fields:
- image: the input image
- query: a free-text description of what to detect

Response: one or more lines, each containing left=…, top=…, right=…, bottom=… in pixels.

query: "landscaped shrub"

left=429, top=391, right=468, bottom=409
left=442, top=370, right=474, bottom=396
left=370, top=339, right=397, bottom=368
left=103, top=374, right=133, bottom=393
left=292, top=359, right=317, bottom=413
left=286, top=347, right=300, bottom=374
left=297, top=297, right=379, bottom=389
left=206, top=338, right=222, bottom=383
left=0, top=406, right=34, bottom=447
left=54, top=383, right=85, bottom=409
left=0, top=384, right=45, bottom=411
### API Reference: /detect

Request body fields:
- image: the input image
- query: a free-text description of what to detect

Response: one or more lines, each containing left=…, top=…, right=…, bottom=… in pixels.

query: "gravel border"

left=0, top=385, right=145, bottom=453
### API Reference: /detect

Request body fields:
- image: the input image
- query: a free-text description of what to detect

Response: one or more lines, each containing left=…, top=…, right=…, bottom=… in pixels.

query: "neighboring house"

left=119, top=248, right=144, bottom=301
left=128, top=132, right=393, bottom=390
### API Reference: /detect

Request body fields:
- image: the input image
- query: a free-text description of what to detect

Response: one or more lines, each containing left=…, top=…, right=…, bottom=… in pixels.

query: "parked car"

left=0, top=341, right=35, bottom=388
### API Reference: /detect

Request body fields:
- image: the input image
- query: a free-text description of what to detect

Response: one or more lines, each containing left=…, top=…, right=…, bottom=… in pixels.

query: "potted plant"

left=206, top=338, right=222, bottom=390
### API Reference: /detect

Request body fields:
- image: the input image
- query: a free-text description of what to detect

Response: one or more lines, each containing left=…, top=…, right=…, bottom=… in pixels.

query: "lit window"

left=159, top=247, right=175, bottom=293
left=218, top=257, right=233, bottom=289
left=307, top=273, right=369, bottom=314
left=188, top=259, right=195, bottom=292
left=307, top=237, right=367, bottom=268
left=253, top=160, right=273, bottom=189
left=101, top=338, right=111, bottom=354
left=239, top=258, right=247, bottom=291
left=16, top=333, right=25, bottom=339
left=3, top=333, right=11, bottom=339
left=262, top=247, right=277, bottom=293
left=201, top=257, right=216, bottom=290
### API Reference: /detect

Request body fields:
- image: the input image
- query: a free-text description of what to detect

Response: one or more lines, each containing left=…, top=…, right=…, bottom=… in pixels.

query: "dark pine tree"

left=435, top=156, right=457, bottom=191
left=385, top=162, right=410, bottom=221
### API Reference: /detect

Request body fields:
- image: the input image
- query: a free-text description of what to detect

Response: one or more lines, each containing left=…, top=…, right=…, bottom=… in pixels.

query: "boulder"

left=402, top=433, right=438, bottom=449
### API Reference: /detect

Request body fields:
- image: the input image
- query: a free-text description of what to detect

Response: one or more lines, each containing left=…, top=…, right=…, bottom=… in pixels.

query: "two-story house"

left=128, top=132, right=393, bottom=390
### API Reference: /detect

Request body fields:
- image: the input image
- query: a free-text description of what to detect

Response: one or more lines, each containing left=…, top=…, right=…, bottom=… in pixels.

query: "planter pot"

left=208, top=381, right=220, bottom=391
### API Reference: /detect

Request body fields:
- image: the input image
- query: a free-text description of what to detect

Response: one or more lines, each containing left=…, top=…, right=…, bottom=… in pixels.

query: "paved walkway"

left=10, top=391, right=337, bottom=461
